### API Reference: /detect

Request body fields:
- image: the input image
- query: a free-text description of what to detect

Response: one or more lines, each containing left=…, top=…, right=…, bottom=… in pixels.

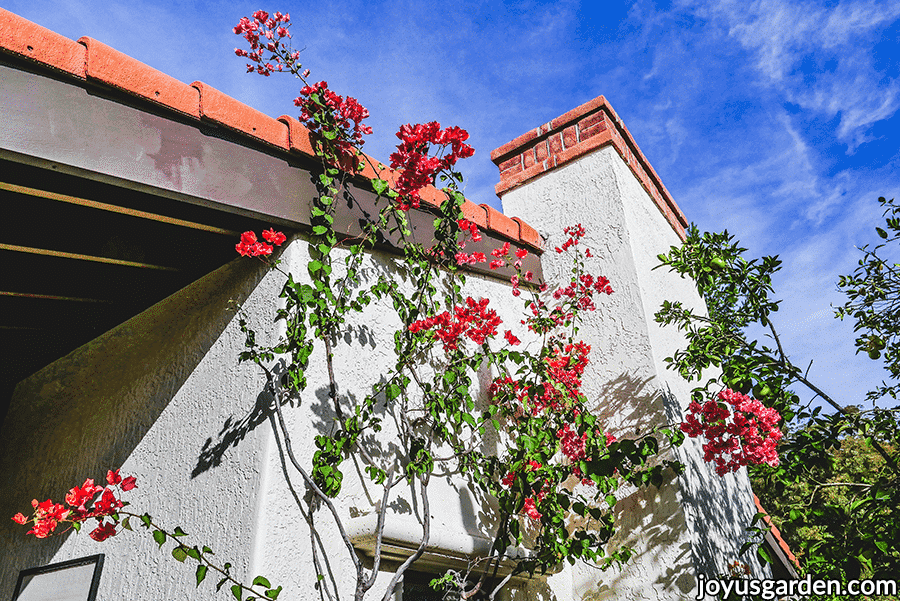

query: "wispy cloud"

left=686, top=0, right=900, bottom=148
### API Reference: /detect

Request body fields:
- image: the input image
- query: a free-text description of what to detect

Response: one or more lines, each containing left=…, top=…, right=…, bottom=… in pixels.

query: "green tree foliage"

left=654, top=197, right=900, bottom=585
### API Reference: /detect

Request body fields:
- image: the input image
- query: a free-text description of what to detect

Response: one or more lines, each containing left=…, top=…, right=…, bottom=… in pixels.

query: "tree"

left=654, top=197, right=900, bottom=586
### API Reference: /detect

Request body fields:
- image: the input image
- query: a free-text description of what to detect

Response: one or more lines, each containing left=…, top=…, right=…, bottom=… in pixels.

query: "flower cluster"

left=12, top=470, right=136, bottom=541
left=295, top=81, right=373, bottom=154
left=389, top=122, right=475, bottom=210
left=555, top=223, right=587, bottom=254
left=680, top=389, right=782, bottom=475
left=408, top=297, right=501, bottom=351
left=233, top=11, right=298, bottom=76
left=488, top=341, right=592, bottom=418
left=236, top=228, right=287, bottom=257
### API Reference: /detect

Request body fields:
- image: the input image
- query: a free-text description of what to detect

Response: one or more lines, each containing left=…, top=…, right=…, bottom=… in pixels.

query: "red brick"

left=555, top=128, right=613, bottom=167
left=481, top=204, right=518, bottom=240
left=499, top=162, right=523, bottom=181
left=512, top=217, right=541, bottom=249
left=578, top=111, right=606, bottom=130
left=522, top=148, right=535, bottom=170
left=550, top=95, right=608, bottom=130
left=81, top=37, right=200, bottom=118
left=534, top=140, right=549, bottom=163
left=490, top=128, right=539, bottom=162
left=0, top=9, right=85, bottom=77
left=562, top=125, right=578, bottom=149
left=495, top=161, right=547, bottom=197
left=192, top=81, right=288, bottom=149
left=579, top=121, right=608, bottom=140
left=498, top=155, right=522, bottom=173
left=548, top=133, right=563, bottom=154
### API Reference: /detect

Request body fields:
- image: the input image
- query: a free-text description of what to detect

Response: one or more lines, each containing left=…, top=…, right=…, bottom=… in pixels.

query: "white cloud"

left=684, top=0, right=900, bottom=147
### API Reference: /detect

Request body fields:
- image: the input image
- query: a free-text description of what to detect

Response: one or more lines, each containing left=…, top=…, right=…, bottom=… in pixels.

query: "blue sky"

left=6, top=0, right=900, bottom=411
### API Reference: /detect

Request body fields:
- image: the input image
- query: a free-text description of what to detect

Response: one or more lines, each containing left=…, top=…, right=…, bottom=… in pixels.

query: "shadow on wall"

left=0, top=254, right=270, bottom=593
left=190, top=248, right=400, bottom=479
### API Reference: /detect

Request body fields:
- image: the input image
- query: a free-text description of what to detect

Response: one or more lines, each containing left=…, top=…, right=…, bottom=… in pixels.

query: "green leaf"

left=172, top=546, right=188, bottom=562
left=140, top=514, right=152, bottom=528
left=196, top=564, right=208, bottom=587
left=266, top=586, right=283, bottom=599
left=173, top=526, right=188, bottom=537
left=372, top=179, right=389, bottom=195
left=153, top=529, right=166, bottom=547
left=756, top=545, right=773, bottom=564
left=121, top=516, right=132, bottom=531
left=232, top=584, right=243, bottom=600
left=187, top=547, right=201, bottom=561
left=253, top=576, right=272, bottom=588
left=312, top=225, right=329, bottom=235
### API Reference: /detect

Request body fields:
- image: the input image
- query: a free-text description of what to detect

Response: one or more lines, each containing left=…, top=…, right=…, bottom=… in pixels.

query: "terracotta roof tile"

left=192, top=81, right=288, bottom=149
left=79, top=37, right=199, bottom=119
left=277, top=115, right=315, bottom=156
left=753, top=494, right=800, bottom=569
left=0, top=8, right=85, bottom=77
left=0, top=8, right=543, bottom=252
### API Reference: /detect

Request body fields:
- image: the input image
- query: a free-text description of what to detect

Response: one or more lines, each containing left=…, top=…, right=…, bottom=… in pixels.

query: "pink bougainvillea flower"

left=11, top=513, right=27, bottom=525
left=522, top=497, right=542, bottom=520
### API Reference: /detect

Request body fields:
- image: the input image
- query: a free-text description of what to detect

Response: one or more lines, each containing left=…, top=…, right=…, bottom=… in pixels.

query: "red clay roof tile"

left=192, top=81, right=288, bottom=149
left=0, top=8, right=543, bottom=252
left=277, top=115, right=315, bottom=156
left=79, top=37, right=199, bottom=119
left=0, top=9, right=85, bottom=78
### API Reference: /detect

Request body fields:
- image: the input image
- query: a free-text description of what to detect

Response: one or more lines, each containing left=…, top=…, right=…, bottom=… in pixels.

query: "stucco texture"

left=1, top=143, right=763, bottom=601
left=502, top=145, right=769, bottom=601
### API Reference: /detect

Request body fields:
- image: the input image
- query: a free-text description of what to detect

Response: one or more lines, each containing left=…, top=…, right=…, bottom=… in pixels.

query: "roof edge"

left=0, top=9, right=541, bottom=250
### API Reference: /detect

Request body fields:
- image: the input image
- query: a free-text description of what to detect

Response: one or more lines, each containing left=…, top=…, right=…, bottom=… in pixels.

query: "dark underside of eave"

left=0, top=159, right=277, bottom=424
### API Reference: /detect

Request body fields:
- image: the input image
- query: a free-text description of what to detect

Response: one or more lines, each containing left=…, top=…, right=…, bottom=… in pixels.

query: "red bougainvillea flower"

left=13, top=471, right=138, bottom=541
left=89, top=521, right=117, bottom=542
left=389, top=122, right=474, bottom=210
left=236, top=229, right=286, bottom=257
left=555, top=223, right=586, bottom=254
left=26, top=499, right=70, bottom=538
left=262, top=228, right=287, bottom=246
left=295, top=81, right=372, bottom=155
left=233, top=10, right=296, bottom=76
left=408, top=297, right=501, bottom=351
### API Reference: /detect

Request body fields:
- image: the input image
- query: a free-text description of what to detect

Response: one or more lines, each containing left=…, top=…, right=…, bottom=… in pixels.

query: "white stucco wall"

left=0, top=254, right=281, bottom=600
left=501, top=144, right=769, bottom=601
left=1, top=141, right=764, bottom=601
